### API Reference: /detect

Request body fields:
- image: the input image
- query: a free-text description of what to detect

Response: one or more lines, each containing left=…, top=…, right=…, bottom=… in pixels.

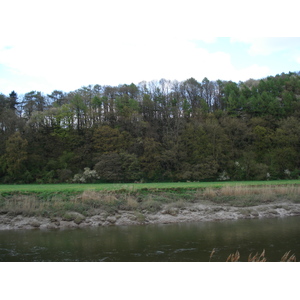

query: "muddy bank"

left=1, top=201, right=300, bottom=230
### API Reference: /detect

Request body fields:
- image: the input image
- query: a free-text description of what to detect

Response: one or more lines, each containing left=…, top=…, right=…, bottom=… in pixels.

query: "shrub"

left=73, top=167, right=100, bottom=183
left=218, top=171, right=230, bottom=181
left=139, top=199, right=161, bottom=212
left=125, top=196, right=139, bottom=210
left=57, top=169, right=73, bottom=182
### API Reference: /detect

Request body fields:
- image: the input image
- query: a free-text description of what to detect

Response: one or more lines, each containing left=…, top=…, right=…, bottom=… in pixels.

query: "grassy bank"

left=0, top=179, right=300, bottom=193
left=1, top=182, right=300, bottom=220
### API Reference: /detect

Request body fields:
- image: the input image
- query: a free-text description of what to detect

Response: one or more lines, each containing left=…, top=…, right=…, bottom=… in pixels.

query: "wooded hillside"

left=1, top=71, right=300, bottom=183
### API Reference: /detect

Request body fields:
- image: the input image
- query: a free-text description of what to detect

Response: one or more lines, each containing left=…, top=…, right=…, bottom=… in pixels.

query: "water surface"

left=1, top=216, right=299, bottom=262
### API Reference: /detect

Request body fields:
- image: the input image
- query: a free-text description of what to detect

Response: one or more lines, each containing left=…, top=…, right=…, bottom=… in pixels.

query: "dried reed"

left=80, top=190, right=118, bottom=204
left=203, top=188, right=218, bottom=199
left=209, top=248, right=216, bottom=262
left=202, top=185, right=300, bottom=205
left=226, top=250, right=240, bottom=262
left=281, top=251, right=297, bottom=262
left=217, top=249, right=297, bottom=262
left=126, top=196, right=139, bottom=209
left=248, top=249, right=267, bottom=262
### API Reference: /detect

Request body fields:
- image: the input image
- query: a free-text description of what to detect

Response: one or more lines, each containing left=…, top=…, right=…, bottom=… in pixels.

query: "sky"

left=1, top=0, right=300, bottom=95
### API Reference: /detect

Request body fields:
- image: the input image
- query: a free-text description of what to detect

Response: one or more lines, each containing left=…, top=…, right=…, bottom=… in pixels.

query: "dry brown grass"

left=226, top=250, right=241, bottom=262
left=81, top=190, right=102, bottom=201
left=209, top=249, right=216, bottom=262
left=202, top=185, right=300, bottom=204
left=248, top=249, right=267, bottom=262
left=281, top=251, right=297, bottom=262
left=125, top=196, right=139, bottom=209
left=212, top=249, right=297, bottom=262
left=80, top=190, right=118, bottom=204
left=202, top=188, right=218, bottom=199
left=1, top=184, right=299, bottom=218
left=221, top=185, right=300, bottom=196
left=0, top=191, right=120, bottom=217
left=2, top=194, right=47, bottom=215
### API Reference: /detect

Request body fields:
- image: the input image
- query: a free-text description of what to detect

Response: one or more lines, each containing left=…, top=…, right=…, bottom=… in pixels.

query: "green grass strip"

left=0, top=180, right=300, bottom=193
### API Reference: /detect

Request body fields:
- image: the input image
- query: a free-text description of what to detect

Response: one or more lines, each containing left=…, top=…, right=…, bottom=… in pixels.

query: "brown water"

left=0, top=216, right=299, bottom=262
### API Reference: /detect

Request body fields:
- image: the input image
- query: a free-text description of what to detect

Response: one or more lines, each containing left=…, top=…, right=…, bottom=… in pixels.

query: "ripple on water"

left=173, top=248, right=197, bottom=253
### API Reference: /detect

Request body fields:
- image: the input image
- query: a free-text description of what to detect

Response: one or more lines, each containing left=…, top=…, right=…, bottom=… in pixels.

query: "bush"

left=57, top=169, right=73, bottom=182
left=73, top=167, right=100, bottom=183
left=94, top=153, right=122, bottom=182
left=139, top=199, right=161, bottom=212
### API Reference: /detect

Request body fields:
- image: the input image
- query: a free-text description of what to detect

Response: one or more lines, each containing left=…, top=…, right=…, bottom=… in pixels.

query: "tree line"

left=1, top=71, right=300, bottom=183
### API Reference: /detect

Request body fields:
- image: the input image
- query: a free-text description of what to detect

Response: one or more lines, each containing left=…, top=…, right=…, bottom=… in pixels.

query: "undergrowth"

left=0, top=184, right=299, bottom=218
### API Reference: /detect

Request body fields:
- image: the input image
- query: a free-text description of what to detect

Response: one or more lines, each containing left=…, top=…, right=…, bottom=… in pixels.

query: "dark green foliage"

left=1, top=72, right=300, bottom=183
left=94, top=151, right=142, bottom=182
left=1, top=132, right=28, bottom=182
left=94, top=153, right=123, bottom=182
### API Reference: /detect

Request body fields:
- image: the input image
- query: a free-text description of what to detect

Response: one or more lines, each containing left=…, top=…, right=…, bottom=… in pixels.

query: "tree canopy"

left=1, top=71, right=300, bottom=183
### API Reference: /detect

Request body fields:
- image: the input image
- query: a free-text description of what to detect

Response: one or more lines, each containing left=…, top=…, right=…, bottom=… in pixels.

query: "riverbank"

left=1, top=185, right=300, bottom=230
left=0, top=200, right=300, bottom=230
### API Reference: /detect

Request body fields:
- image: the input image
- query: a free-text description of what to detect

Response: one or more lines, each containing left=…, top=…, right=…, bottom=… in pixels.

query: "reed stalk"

left=210, top=249, right=297, bottom=262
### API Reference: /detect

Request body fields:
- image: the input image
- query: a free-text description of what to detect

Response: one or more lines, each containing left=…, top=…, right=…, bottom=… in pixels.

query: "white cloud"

left=1, top=36, right=271, bottom=94
left=0, top=1, right=285, bottom=94
left=234, top=64, right=270, bottom=81
left=231, top=37, right=300, bottom=56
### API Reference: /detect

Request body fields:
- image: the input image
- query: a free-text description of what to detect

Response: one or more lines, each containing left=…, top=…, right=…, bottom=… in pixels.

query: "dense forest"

left=1, top=71, right=300, bottom=183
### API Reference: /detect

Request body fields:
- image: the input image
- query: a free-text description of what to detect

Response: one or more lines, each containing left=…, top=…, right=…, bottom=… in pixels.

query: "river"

left=0, top=216, right=299, bottom=262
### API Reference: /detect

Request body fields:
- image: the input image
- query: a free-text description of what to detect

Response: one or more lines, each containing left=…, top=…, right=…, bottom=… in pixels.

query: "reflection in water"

left=0, top=216, right=300, bottom=262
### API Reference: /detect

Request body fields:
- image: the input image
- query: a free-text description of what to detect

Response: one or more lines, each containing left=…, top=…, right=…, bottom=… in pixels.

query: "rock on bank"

left=1, top=201, right=300, bottom=230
